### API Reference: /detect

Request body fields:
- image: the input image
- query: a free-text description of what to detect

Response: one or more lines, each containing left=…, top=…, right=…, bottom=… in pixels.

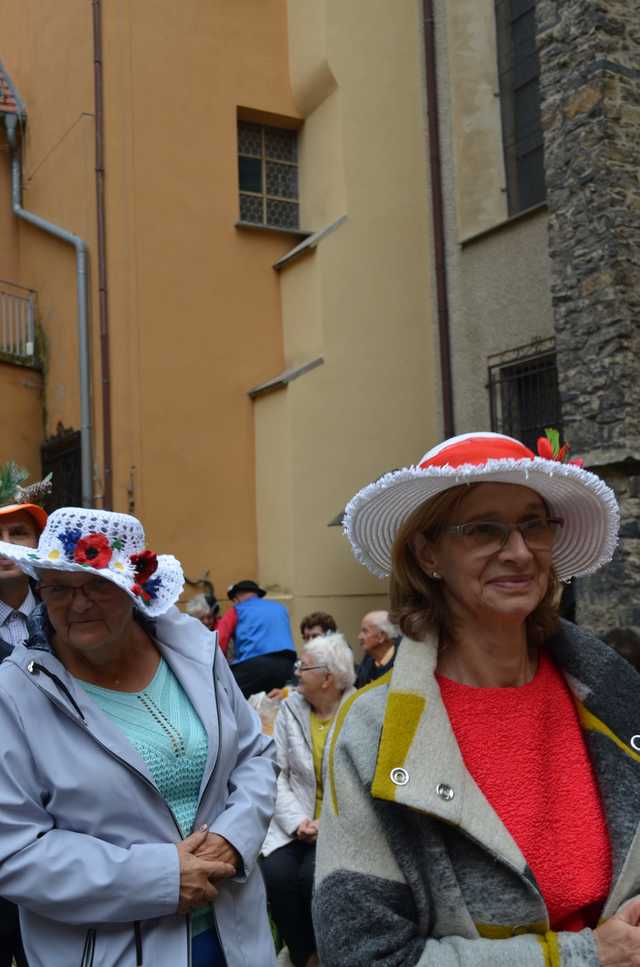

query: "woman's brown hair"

left=389, top=484, right=560, bottom=644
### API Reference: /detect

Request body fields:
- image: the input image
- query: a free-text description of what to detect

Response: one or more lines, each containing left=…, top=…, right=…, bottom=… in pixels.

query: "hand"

left=267, top=688, right=287, bottom=701
left=296, top=819, right=319, bottom=843
left=193, top=831, right=241, bottom=874
left=176, top=828, right=236, bottom=914
left=594, top=899, right=640, bottom=966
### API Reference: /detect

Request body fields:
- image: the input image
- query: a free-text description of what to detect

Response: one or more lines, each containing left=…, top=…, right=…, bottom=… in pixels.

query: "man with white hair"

left=355, top=609, right=399, bottom=689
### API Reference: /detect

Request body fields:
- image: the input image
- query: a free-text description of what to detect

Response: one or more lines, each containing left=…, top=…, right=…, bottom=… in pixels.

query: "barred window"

left=488, top=339, right=561, bottom=451
left=495, top=0, right=546, bottom=214
left=238, top=121, right=299, bottom=231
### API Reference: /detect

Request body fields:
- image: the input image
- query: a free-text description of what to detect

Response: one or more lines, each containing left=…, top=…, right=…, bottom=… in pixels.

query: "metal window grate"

left=487, top=339, right=561, bottom=451
left=238, top=122, right=299, bottom=230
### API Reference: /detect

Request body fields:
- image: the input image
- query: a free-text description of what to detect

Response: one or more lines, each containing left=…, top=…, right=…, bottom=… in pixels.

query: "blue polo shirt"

left=231, top=597, right=296, bottom=665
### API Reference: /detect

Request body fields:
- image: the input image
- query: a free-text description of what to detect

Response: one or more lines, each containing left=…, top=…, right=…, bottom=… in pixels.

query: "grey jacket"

left=262, top=688, right=355, bottom=857
left=313, top=620, right=640, bottom=966
left=0, top=605, right=278, bottom=967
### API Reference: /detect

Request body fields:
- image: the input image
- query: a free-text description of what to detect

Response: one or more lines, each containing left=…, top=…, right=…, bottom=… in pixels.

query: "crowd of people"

left=0, top=428, right=640, bottom=967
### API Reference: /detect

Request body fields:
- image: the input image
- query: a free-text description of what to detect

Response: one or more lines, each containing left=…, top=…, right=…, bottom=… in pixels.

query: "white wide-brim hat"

left=0, top=507, right=184, bottom=617
left=343, top=432, right=620, bottom=581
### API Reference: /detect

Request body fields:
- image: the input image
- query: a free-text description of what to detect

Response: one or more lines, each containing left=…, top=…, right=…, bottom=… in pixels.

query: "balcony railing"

left=0, top=280, right=36, bottom=359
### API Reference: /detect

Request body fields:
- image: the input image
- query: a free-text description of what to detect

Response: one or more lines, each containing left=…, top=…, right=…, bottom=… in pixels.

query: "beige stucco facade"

left=253, top=0, right=440, bottom=643
left=435, top=0, right=555, bottom=435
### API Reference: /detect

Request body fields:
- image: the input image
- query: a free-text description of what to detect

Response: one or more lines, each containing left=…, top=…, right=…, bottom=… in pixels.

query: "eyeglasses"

left=446, top=517, right=564, bottom=554
left=293, top=660, right=328, bottom=675
left=38, top=578, right=117, bottom=606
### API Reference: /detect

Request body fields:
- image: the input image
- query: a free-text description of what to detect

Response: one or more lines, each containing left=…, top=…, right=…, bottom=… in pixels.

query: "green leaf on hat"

left=545, top=427, right=560, bottom=457
left=112, top=538, right=124, bottom=550
left=0, top=462, right=29, bottom=507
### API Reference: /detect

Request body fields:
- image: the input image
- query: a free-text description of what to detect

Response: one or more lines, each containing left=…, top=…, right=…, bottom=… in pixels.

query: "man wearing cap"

left=217, top=580, right=297, bottom=698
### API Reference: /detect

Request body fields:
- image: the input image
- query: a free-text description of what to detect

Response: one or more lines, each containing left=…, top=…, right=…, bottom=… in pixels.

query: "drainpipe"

left=423, top=0, right=455, bottom=437
left=5, top=112, right=93, bottom=507
left=92, top=0, right=113, bottom=509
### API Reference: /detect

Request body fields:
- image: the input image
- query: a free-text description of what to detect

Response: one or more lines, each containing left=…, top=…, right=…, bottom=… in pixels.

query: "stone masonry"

left=537, top=0, right=640, bottom=635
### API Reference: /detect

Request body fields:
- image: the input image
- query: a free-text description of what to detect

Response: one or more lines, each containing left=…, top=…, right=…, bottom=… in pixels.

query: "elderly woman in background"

left=262, top=632, right=355, bottom=967
left=0, top=508, right=277, bottom=967
left=314, top=432, right=640, bottom=967
left=186, top=591, right=221, bottom=634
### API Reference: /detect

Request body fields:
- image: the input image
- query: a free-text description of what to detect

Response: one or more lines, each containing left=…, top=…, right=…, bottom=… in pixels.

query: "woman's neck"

left=60, top=624, right=159, bottom=692
left=437, top=620, right=537, bottom=688
left=310, top=689, right=342, bottom=720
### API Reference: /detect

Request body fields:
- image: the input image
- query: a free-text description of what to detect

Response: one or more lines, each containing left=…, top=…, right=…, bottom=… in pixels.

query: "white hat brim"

left=0, top=542, right=183, bottom=618
left=343, top=457, right=620, bottom=581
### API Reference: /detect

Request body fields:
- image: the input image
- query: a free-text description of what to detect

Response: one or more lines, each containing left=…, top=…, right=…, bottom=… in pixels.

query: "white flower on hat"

left=108, top=552, right=136, bottom=582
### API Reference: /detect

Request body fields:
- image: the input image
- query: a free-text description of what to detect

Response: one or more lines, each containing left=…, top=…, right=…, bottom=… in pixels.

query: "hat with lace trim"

left=0, top=507, right=184, bottom=617
left=343, top=431, right=619, bottom=582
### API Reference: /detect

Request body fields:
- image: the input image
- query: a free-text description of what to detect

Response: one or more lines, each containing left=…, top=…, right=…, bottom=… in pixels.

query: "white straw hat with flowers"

left=0, top=507, right=184, bottom=617
left=343, top=431, right=619, bottom=582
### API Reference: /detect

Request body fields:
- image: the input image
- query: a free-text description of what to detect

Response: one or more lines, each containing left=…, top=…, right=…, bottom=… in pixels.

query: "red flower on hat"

left=73, top=533, right=113, bottom=568
left=130, top=550, right=158, bottom=584
left=131, top=582, right=152, bottom=604
left=537, top=428, right=584, bottom=467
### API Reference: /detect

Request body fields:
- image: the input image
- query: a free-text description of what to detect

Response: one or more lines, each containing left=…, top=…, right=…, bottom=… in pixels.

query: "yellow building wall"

left=0, top=0, right=97, bottom=451
left=102, top=0, right=301, bottom=597
left=0, top=0, right=302, bottom=603
left=254, top=0, right=440, bottom=648
left=0, top=360, right=43, bottom=474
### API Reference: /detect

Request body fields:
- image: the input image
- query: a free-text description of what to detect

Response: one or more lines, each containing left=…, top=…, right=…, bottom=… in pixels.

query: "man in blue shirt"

left=222, top=580, right=297, bottom=698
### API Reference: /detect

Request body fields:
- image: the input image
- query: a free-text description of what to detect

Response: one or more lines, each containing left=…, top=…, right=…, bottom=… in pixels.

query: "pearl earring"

left=431, top=571, right=441, bottom=580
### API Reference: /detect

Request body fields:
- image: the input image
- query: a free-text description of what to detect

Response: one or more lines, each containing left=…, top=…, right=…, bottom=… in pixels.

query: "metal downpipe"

left=5, top=113, right=93, bottom=506
left=423, top=0, right=455, bottom=437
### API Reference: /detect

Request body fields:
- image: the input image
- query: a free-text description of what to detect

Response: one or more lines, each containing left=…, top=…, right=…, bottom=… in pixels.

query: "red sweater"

left=436, top=652, right=611, bottom=931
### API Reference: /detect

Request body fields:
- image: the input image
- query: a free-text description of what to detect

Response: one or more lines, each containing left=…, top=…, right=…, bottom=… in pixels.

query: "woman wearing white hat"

left=0, top=507, right=278, bottom=967
left=313, top=431, right=640, bottom=967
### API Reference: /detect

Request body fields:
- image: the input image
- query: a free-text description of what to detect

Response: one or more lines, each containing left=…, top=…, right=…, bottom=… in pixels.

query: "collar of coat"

left=329, top=619, right=640, bottom=918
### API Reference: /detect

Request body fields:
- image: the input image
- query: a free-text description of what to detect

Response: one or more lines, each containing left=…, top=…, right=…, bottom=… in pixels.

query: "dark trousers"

left=231, top=651, right=295, bottom=699
left=0, top=897, right=27, bottom=967
left=261, top=841, right=316, bottom=967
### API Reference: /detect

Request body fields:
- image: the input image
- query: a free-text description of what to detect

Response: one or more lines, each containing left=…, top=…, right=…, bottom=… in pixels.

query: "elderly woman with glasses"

left=313, top=432, right=640, bottom=967
left=0, top=508, right=278, bottom=967
left=261, top=632, right=355, bottom=967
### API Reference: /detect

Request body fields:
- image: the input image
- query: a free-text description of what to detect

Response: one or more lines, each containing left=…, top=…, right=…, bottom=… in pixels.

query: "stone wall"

left=537, top=0, right=640, bottom=635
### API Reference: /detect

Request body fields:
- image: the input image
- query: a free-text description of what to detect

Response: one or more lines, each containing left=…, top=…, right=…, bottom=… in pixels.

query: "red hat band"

left=419, top=436, right=535, bottom=470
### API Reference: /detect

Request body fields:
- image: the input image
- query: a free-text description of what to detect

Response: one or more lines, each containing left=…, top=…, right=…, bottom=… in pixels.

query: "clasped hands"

left=176, top=825, right=241, bottom=913
left=296, top=818, right=319, bottom=844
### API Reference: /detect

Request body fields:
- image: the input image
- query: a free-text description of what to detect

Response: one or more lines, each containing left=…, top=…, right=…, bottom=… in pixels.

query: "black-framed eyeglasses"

left=38, top=578, right=117, bottom=606
left=293, top=660, right=328, bottom=675
left=446, top=517, right=564, bottom=554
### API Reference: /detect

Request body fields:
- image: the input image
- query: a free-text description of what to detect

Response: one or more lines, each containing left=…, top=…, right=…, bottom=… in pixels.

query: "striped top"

left=0, top=587, right=36, bottom=651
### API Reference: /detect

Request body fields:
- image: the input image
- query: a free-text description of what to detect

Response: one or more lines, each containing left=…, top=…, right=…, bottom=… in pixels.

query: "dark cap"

left=227, top=579, right=266, bottom=600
